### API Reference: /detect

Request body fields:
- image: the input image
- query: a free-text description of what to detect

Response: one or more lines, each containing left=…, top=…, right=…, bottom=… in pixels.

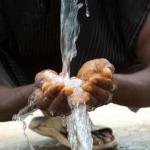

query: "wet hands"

left=77, top=58, right=116, bottom=111
left=33, top=69, right=73, bottom=116
left=31, top=58, right=115, bottom=116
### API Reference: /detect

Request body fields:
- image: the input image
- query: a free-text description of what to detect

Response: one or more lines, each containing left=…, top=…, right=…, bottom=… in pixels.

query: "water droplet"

left=78, top=3, right=83, bottom=9
left=49, top=110, right=54, bottom=116
left=43, top=96, right=49, bottom=102
left=85, top=0, right=90, bottom=17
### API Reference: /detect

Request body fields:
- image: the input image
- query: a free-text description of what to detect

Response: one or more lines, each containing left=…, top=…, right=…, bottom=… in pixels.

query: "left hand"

left=32, top=69, right=73, bottom=116
left=77, top=58, right=116, bottom=111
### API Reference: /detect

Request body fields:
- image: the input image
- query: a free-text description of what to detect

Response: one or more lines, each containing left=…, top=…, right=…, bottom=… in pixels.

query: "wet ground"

left=0, top=104, right=150, bottom=150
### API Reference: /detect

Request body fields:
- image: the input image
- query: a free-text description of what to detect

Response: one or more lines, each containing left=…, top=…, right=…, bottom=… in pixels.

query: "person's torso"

left=1, top=0, right=149, bottom=85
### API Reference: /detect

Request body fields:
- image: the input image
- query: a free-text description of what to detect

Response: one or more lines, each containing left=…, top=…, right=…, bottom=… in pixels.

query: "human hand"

left=32, top=69, right=73, bottom=116
left=77, top=58, right=116, bottom=111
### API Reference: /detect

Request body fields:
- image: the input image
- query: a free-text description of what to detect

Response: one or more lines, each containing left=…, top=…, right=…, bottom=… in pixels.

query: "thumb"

left=101, top=65, right=115, bottom=78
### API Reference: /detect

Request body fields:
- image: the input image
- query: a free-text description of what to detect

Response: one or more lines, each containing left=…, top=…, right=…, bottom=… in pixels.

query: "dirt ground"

left=0, top=103, right=150, bottom=150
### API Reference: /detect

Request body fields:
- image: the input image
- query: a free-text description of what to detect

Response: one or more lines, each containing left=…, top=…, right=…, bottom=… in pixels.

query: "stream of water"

left=60, top=1, right=92, bottom=150
left=13, top=0, right=92, bottom=150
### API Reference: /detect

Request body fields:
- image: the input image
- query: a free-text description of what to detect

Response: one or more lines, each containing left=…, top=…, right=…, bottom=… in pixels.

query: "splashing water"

left=13, top=0, right=92, bottom=150
left=12, top=98, right=36, bottom=150
left=66, top=78, right=93, bottom=150
left=20, top=121, right=34, bottom=150
left=85, top=0, right=90, bottom=17
left=12, top=119, right=34, bottom=150
left=60, top=0, right=93, bottom=150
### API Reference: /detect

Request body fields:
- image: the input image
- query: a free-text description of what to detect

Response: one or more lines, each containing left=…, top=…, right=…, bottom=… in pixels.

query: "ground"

left=0, top=103, right=150, bottom=150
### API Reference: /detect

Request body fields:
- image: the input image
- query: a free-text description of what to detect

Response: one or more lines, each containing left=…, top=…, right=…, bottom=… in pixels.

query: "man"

left=0, top=0, right=150, bottom=147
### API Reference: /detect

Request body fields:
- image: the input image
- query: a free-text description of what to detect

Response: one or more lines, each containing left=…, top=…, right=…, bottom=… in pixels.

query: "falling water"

left=12, top=0, right=92, bottom=150
left=12, top=119, right=34, bottom=150
left=60, top=0, right=93, bottom=150
left=60, top=0, right=89, bottom=77
left=60, top=0, right=80, bottom=77
left=85, top=0, right=90, bottom=17
left=12, top=96, right=36, bottom=150
left=66, top=79, right=93, bottom=150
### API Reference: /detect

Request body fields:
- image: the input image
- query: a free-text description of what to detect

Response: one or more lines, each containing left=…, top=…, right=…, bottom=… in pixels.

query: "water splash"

left=13, top=0, right=91, bottom=149
left=85, top=0, right=90, bottom=17
left=66, top=79, right=93, bottom=150
left=22, top=121, right=34, bottom=150
left=12, top=96, right=36, bottom=150
left=12, top=118, right=34, bottom=150
left=60, top=0, right=92, bottom=149
left=67, top=105, right=92, bottom=150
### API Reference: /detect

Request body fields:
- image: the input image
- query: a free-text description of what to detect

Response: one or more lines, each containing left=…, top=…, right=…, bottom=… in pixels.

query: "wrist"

left=15, top=84, right=35, bottom=105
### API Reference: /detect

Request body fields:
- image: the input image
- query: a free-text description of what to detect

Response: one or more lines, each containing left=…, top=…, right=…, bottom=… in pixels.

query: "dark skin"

left=0, top=84, right=34, bottom=121
left=0, top=13, right=150, bottom=121
left=113, top=12, right=150, bottom=107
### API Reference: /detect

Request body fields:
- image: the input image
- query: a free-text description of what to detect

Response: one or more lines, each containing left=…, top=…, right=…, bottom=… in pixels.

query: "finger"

left=101, top=67, right=113, bottom=78
left=82, top=91, right=91, bottom=103
left=33, top=88, right=47, bottom=109
left=63, top=86, right=73, bottom=96
left=69, top=89, right=88, bottom=104
left=86, top=93, right=112, bottom=112
left=82, top=83, right=110, bottom=104
left=35, top=69, right=58, bottom=86
left=86, top=95, right=102, bottom=111
left=95, top=59, right=115, bottom=76
left=41, top=80, right=52, bottom=91
left=38, top=83, right=64, bottom=110
left=89, top=75, right=113, bottom=91
left=44, top=82, right=64, bottom=100
left=48, top=87, right=73, bottom=116
left=92, top=58, right=114, bottom=75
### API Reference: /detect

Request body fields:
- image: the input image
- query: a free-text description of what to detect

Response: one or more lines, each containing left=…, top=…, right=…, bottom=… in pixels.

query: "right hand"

left=32, top=69, right=73, bottom=116
left=77, top=59, right=116, bottom=111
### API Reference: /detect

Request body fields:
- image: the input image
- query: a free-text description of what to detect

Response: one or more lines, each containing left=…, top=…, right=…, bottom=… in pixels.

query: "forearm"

left=0, top=84, right=34, bottom=121
left=113, top=66, right=150, bottom=107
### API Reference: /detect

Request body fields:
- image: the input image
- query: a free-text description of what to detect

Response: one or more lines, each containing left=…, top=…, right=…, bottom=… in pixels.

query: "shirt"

left=0, top=0, right=149, bottom=85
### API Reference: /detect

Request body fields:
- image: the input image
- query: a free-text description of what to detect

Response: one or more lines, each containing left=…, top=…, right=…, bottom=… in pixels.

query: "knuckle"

left=105, top=93, right=113, bottom=104
left=110, top=83, right=117, bottom=93
left=41, top=81, right=51, bottom=92
left=63, top=86, right=73, bottom=96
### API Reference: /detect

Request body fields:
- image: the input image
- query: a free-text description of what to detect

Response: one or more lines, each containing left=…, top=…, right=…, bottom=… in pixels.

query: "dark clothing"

left=0, top=0, right=150, bottom=85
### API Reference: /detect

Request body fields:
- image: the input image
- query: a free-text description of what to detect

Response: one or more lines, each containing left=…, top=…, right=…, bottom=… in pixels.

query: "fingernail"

left=41, top=81, right=51, bottom=91
left=108, top=65, right=115, bottom=73
left=63, top=87, right=73, bottom=95
left=83, top=83, right=92, bottom=91
left=83, top=92, right=90, bottom=103
left=56, top=82, right=64, bottom=89
left=102, top=68, right=112, bottom=78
